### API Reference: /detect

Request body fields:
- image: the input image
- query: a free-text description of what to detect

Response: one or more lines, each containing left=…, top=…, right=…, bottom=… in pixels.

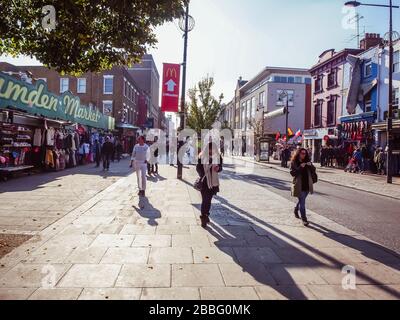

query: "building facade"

left=128, top=54, right=160, bottom=129
left=305, top=48, right=363, bottom=162
left=236, top=67, right=311, bottom=138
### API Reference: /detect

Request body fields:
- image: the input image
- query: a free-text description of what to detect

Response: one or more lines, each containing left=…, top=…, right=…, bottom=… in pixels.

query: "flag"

left=275, top=132, right=280, bottom=141
left=288, top=128, right=294, bottom=137
left=295, top=129, right=302, bottom=137
left=282, top=135, right=287, bottom=142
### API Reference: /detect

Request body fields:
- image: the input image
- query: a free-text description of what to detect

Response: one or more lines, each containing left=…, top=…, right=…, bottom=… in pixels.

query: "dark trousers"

left=102, top=154, right=111, bottom=169
left=200, top=188, right=214, bottom=216
left=95, top=153, right=101, bottom=167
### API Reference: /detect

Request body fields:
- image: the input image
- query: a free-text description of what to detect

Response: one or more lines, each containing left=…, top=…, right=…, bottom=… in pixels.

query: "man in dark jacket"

left=101, top=137, right=114, bottom=171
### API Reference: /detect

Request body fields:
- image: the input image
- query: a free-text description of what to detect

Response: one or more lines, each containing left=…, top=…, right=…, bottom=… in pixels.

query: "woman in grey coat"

left=290, top=148, right=317, bottom=226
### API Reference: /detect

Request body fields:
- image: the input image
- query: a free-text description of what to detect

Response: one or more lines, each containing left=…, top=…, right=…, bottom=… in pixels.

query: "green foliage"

left=0, top=0, right=187, bottom=75
left=186, top=76, right=224, bottom=134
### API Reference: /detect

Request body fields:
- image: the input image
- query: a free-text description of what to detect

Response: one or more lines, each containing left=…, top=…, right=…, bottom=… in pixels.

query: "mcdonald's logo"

left=166, top=68, right=178, bottom=78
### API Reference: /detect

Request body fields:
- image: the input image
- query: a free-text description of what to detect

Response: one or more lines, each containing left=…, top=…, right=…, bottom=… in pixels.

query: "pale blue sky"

left=1, top=0, right=398, bottom=102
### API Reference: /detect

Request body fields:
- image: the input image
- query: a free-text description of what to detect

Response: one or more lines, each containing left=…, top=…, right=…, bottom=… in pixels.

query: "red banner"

left=161, top=63, right=181, bottom=113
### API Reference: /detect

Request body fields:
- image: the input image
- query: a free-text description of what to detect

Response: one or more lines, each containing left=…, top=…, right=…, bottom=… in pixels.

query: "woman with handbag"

left=196, top=142, right=223, bottom=228
left=290, top=148, right=317, bottom=226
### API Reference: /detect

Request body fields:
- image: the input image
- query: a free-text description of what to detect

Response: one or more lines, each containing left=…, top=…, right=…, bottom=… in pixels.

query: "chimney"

left=360, top=33, right=382, bottom=50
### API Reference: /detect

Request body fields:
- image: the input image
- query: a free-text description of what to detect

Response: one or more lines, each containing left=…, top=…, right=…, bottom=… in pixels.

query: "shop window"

left=103, top=75, right=114, bottom=94
left=314, top=102, right=322, bottom=127
left=77, top=78, right=86, bottom=94
left=60, top=78, right=69, bottom=93
left=327, top=97, right=337, bottom=126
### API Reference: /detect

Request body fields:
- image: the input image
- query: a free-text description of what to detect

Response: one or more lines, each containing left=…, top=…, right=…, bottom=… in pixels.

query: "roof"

left=239, top=66, right=310, bottom=92
left=309, top=48, right=364, bottom=72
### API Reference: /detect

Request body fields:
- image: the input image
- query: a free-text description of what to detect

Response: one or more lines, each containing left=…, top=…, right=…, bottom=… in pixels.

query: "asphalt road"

left=224, top=159, right=400, bottom=254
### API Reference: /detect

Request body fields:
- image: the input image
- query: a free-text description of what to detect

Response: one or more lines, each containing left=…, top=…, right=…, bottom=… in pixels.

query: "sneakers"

left=302, top=219, right=309, bottom=227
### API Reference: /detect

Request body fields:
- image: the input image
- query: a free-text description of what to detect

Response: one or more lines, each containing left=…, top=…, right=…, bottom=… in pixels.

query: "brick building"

left=0, top=62, right=152, bottom=152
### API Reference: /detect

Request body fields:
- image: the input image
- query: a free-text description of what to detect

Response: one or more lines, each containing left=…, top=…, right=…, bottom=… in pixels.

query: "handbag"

left=194, top=176, right=205, bottom=191
left=311, top=170, right=318, bottom=184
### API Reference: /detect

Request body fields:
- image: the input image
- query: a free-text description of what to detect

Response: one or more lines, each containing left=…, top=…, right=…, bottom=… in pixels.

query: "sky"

left=1, top=0, right=398, bottom=103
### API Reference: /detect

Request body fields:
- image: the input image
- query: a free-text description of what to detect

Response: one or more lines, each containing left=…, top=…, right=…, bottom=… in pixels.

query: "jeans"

left=295, top=191, right=309, bottom=221
left=361, top=158, right=368, bottom=172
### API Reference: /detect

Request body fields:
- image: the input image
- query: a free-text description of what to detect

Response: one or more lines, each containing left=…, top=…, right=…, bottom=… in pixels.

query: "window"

left=394, top=51, right=400, bottom=73
left=315, top=76, right=323, bottom=93
left=327, top=97, right=337, bottom=126
left=276, top=90, right=294, bottom=107
left=259, top=91, right=265, bottom=108
left=103, top=75, right=114, bottom=94
left=305, top=78, right=312, bottom=85
left=327, top=69, right=337, bottom=88
left=241, top=104, right=246, bottom=130
left=123, top=79, right=127, bottom=97
left=77, top=78, right=86, bottom=93
left=393, top=88, right=399, bottom=108
left=60, top=78, right=69, bottom=93
left=314, top=101, right=322, bottom=127
left=274, top=76, right=287, bottom=83
left=364, top=61, right=373, bottom=78
left=251, top=97, right=256, bottom=118
left=295, top=76, right=302, bottom=83
left=103, top=101, right=113, bottom=116
left=246, top=100, right=251, bottom=120
left=288, top=77, right=295, bottom=83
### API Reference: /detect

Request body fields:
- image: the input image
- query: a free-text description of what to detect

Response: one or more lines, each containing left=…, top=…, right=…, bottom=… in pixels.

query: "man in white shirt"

left=131, top=136, right=150, bottom=197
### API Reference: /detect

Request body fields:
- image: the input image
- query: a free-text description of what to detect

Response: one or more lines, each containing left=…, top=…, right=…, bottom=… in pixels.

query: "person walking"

left=101, top=137, right=114, bottom=171
left=196, top=143, right=223, bottom=228
left=131, top=136, right=150, bottom=197
left=290, top=148, right=317, bottom=227
left=94, top=139, right=101, bottom=168
left=360, top=144, right=369, bottom=174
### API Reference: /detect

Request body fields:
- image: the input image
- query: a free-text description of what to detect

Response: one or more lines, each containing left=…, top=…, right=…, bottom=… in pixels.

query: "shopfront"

left=303, top=128, right=338, bottom=163
left=0, top=72, right=115, bottom=180
left=372, top=120, right=400, bottom=177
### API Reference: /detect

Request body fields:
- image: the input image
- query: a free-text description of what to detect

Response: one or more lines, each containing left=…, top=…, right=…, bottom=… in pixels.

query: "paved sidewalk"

left=0, top=162, right=399, bottom=300
left=0, top=160, right=132, bottom=235
left=231, top=156, right=400, bottom=199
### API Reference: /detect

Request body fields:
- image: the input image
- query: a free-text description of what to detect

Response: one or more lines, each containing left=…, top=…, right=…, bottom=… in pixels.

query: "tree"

left=0, top=0, right=187, bottom=75
left=186, top=76, right=224, bottom=134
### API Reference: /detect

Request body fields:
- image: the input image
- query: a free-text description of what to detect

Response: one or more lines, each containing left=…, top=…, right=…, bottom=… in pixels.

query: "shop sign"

left=0, top=73, right=115, bottom=130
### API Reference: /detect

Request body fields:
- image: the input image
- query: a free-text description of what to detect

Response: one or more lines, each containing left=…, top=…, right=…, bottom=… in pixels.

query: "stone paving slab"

left=0, top=163, right=400, bottom=300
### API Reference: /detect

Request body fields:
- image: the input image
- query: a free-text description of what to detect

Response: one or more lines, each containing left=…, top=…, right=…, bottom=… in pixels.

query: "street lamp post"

left=177, top=3, right=195, bottom=180
left=345, top=1, right=399, bottom=183
left=279, top=90, right=290, bottom=146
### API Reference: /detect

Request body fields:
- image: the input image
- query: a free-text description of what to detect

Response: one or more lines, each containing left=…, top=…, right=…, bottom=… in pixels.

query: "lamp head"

left=345, top=1, right=361, bottom=7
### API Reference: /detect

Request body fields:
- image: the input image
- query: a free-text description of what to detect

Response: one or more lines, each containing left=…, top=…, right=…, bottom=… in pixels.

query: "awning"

left=116, top=123, right=139, bottom=130
left=339, top=111, right=376, bottom=123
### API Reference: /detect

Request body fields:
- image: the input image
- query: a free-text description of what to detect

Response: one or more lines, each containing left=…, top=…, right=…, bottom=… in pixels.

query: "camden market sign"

left=0, top=73, right=115, bottom=130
